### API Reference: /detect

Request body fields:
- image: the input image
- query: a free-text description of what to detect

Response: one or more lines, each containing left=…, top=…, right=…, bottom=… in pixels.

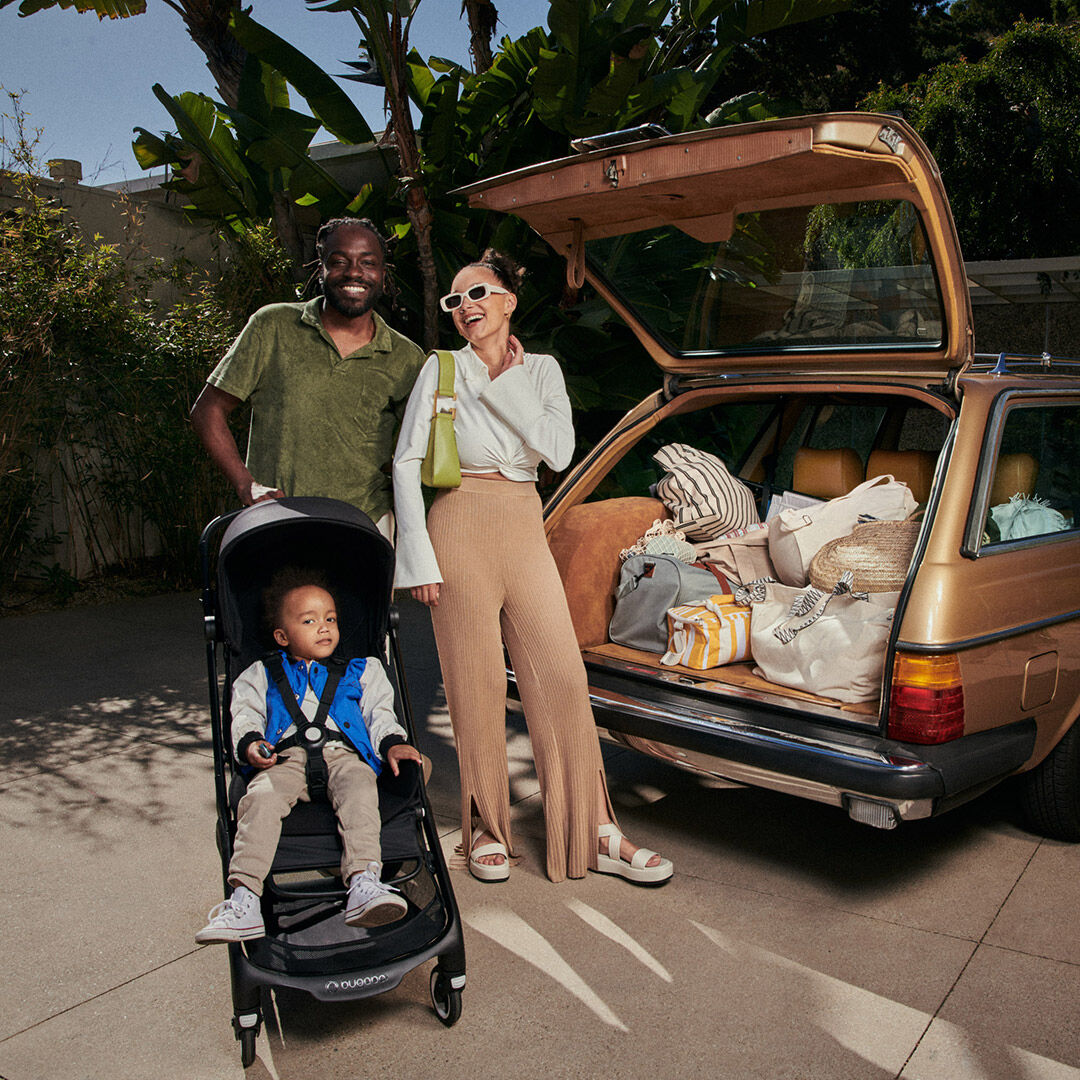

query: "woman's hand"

left=411, top=583, right=441, bottom=607
left=502, top=334, right=524, bottom=374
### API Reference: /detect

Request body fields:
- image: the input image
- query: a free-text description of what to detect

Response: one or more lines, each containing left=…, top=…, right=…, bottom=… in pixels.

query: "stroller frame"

left=199, top=498, right=465, bottom=1067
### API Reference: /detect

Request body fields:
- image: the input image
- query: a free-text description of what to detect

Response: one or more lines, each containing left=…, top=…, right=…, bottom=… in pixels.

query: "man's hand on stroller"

left=386, top=743, right=423, bottom=776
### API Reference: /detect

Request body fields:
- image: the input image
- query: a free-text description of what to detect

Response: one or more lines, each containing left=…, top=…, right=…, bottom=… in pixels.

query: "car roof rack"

left=971, top=351, right=1080, bottom=374
left=570, top=123, right=672, bottom=153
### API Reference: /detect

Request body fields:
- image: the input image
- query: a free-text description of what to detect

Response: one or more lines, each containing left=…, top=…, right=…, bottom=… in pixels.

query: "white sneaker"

left=345, top=864, right=407, bottom=928
left=195, top=886, right=265, bottom=943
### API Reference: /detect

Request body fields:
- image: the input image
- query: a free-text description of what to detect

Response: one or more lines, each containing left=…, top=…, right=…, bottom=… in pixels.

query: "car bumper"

left=509, top=667, right=1037, bottom=828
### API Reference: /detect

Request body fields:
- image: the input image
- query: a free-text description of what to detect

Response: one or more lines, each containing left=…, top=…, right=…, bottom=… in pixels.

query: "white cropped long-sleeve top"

left=392, top=344, right=575, bottom=588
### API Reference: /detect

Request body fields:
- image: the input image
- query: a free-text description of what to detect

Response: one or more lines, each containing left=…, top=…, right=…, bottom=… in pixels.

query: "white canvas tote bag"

left=768, top=474, right=916, bottom=586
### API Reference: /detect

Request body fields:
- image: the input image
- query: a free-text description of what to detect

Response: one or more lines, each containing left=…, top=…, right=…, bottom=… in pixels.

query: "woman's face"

left=448, top=265, right=516, bottom=346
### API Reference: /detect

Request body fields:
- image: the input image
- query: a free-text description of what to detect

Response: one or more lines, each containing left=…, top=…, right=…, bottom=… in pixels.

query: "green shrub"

left=0, top=92, right=297, bottom=599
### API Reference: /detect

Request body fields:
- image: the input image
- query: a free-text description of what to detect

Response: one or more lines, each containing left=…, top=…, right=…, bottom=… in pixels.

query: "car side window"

left=982, top=402, right=1080, bottom=546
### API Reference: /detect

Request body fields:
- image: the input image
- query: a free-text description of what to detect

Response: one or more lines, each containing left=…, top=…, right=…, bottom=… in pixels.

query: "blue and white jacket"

left=230, top=652, right=407, bottom=776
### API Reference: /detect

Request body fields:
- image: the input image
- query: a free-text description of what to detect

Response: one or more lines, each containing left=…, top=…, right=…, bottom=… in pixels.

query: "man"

left=191, top=218, right=424, bottom=537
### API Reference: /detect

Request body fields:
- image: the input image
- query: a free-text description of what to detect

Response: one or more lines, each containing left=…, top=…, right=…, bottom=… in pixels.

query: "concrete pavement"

left=1, top=591, right=1078, bottom=1079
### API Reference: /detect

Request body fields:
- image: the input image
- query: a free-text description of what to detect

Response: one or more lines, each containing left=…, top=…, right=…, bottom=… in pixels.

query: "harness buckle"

left=302, top=724, right=327, bottom=750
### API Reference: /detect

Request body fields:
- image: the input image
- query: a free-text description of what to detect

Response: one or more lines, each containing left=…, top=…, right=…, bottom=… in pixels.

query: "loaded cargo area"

left=547, top=492, right=882, bottom=723
left=540, top=390, right=976, bottom=724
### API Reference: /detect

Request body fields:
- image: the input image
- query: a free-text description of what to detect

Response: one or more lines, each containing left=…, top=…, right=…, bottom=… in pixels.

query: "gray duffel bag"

left=609, top=554, right=729, bottom=652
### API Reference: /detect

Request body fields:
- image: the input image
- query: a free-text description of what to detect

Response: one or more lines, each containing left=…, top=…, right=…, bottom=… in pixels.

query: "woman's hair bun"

left=476, top=249, right=525, bottom=295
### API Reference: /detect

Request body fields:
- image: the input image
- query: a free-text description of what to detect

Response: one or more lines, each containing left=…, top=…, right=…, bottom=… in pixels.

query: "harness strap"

left=265, top=653, right=346, bottom=802
left=275, top=730, right=350, bottom=753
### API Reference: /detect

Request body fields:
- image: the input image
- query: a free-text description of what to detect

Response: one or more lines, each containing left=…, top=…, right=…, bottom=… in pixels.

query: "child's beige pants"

left=228, top=745, right=381, bottom=895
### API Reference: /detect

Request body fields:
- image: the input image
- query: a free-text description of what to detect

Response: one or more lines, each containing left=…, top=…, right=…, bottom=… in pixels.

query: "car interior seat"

left=792, top=447, right=863, bottom=499
left=989, top=452, right=1039, bottom=506
left=866, top=449, right=936, bottom=505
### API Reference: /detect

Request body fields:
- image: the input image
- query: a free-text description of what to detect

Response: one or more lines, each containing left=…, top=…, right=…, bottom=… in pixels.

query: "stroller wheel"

left=233, top=1010, right=262, bottom=1068
left=430, top=968, right=463, bottom=1027
left=239, top=1027, right=257, bottom=1067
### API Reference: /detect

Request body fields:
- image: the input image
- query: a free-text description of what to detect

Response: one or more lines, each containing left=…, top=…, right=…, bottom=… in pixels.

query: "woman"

left=393, top=251, right=672, bottom=886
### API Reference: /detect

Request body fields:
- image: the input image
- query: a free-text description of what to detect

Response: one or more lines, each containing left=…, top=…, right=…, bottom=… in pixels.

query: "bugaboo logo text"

left=324, top=973, right=389, bottom=993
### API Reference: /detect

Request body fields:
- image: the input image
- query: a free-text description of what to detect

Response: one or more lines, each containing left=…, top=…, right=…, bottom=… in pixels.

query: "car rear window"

left=587, top=199, right=945, bottom=356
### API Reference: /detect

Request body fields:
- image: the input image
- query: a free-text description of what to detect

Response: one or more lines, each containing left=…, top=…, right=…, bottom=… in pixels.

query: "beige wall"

left=0, top=169, right=219, bottom=308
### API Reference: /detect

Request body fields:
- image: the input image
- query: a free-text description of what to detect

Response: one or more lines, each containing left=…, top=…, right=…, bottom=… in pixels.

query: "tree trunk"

left=462, top=0, right=498, bottom=74
left=383, top=5, right=440, bottom=349
left=163, top=0, right=247, bottom=109
left=271, top=191, right=308, bottom=284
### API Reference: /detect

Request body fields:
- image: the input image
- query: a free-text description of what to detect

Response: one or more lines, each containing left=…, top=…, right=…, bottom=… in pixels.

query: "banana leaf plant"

left=130, top=9, right=383, bottom=271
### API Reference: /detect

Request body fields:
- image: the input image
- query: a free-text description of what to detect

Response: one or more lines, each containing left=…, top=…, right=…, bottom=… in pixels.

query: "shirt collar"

left=300, top=299, right=394, bottom=355
left=457, top=342, right=496, bottom=387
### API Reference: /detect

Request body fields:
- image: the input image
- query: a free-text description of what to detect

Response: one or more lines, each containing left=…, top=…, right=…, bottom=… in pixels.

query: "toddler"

left=196, top=568, right=422, bottom=942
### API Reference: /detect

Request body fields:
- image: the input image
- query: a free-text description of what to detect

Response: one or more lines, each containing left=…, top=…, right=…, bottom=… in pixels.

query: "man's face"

left=320, top=225, right=385, bottom=319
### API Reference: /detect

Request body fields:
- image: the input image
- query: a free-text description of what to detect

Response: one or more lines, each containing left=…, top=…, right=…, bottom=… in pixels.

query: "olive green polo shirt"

left=207, top=299, right=425, bottom=521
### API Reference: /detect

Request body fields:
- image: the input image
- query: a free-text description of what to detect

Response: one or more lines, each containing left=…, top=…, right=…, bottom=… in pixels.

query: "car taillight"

left=887, top=653, right=965, bottom=744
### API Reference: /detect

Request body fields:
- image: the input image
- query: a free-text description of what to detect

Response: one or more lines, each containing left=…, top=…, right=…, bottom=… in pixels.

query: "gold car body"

left=458, top=113, right=1080, bottom=835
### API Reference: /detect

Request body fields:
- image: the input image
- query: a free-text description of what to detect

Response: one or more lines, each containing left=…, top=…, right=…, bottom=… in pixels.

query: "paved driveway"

left=1, top=592, right=1077, bottom=1079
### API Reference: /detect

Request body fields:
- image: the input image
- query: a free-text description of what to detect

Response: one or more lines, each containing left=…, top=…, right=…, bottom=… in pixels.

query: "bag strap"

left=690, top=561, right=730, bottom=589
left=265, top=652, right=346, bottom=802
left=734, top=577, right=776, bottom=605
left=431, top=349, right=456, bottom=420
left=774, top=571, right=869, bottom=644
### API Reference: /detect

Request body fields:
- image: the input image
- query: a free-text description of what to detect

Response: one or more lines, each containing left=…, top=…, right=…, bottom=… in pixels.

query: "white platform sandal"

left=468, top=827, right=510, bottom=883
left=595, top=823, right=673, bottom=885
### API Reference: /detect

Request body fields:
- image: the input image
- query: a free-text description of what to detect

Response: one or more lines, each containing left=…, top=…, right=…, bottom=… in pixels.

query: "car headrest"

left=866, top=449, right=935, bottom=505
left=990, top=452, right=1039, bottom=506
left=793, top=447, right=863, bottom=499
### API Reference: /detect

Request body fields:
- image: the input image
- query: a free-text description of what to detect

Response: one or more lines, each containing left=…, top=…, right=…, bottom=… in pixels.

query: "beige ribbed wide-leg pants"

left=427, top=477, right=614, bottom=882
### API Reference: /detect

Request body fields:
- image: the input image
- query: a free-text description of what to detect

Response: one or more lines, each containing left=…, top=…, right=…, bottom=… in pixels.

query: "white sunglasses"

left=439, top=282, right=510, bottom=312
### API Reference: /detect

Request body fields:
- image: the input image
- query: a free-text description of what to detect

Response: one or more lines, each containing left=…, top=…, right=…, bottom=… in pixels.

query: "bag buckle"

left=433, top=393, right=456, bottom=419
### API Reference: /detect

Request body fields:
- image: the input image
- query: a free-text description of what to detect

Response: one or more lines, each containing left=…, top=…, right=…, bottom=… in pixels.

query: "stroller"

left=198, top=497, right=465, bottom=1067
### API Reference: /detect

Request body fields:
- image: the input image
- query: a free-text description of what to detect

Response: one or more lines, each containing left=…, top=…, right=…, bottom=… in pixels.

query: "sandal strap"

left=598, top=823, right=624, bottom=860
left=598, top=824, right=662, bottom=869
left=629, top=846, right=660, bottom=870
left=470, top=826, right=507, bottom=861
left=470, top=841, right=507, bottom=860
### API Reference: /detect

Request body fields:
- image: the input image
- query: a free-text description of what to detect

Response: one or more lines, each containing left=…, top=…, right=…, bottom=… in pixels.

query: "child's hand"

left=386, top=743, right=423, bottom=776
left=246, top=740, right=278, bottom=769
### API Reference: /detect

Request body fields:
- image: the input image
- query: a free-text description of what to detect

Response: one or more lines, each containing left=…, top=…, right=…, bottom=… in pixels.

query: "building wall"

left=0, top=169, right=219, bottom=308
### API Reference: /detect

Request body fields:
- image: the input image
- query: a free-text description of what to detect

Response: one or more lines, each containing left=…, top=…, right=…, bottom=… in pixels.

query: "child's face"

left=272, top=585, right=340, bottom=661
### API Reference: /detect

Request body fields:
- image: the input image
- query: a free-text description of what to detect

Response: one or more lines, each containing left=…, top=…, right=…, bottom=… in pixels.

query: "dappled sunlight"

left=463, top=904, right=627, bottom=1031
left=692, top=921, right=1080, bottom=1079
left=0, top=687, right=214, bottom=841
left=565, top=898, right=672, bottom=982
left=909, top=1018, right=1080, bottom=1080
left=694, top=919, right=928, bottom=1071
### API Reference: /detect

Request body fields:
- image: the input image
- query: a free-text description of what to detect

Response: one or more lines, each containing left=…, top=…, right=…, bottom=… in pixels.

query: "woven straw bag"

left=808, top=519, right=920, bottom=593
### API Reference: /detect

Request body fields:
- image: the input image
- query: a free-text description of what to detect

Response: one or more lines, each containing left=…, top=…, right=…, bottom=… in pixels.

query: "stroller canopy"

left=216, top=497, right=394, bottom=673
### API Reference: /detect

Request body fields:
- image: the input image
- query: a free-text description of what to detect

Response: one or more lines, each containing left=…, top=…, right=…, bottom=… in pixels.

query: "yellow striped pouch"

left=660, top=594, right=752, bottom=669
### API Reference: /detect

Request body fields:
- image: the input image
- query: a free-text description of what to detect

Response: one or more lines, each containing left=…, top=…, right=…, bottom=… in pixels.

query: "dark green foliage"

left=864, top=21, right=1080, bottom=260
left=714, top=0, right=1080, bottom=117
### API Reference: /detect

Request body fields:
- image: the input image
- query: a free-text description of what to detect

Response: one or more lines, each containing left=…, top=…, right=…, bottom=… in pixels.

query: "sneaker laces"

left=206, top=890, right=258, bottom=924
left=349, top=871, right=401, bottom=902
left=205, top=898, right=242, bottom=924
